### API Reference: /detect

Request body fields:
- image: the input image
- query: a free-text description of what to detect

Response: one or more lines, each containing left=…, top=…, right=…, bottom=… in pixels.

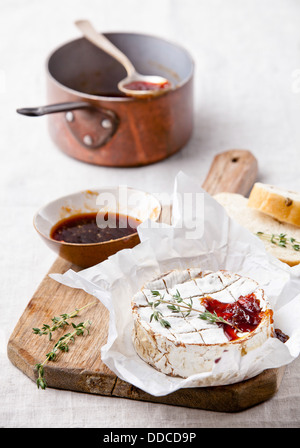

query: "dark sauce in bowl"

left=50, top=212, right=141, bottom=244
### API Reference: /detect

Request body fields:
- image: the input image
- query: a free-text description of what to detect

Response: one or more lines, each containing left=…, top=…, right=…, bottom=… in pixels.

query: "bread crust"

left=248, top=183, right=300, bottom=226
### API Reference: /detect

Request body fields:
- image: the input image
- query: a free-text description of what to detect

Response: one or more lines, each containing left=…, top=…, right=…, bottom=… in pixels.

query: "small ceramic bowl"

left=33, top=186, right=161, bottom=268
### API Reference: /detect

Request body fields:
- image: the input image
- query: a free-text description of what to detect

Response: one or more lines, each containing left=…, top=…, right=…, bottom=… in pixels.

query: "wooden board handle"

left=202, top=149, right=258, bottom=196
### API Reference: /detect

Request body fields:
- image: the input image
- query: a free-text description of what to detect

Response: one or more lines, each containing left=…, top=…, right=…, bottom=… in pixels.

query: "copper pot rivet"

left=83, top=135, right=93, bottom=146
left=101, top=118, right=112, bottom=129
left=66, top=111, right=74, bottom=122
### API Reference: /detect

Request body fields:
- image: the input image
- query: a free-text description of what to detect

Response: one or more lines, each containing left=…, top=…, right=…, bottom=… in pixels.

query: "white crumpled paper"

left=50, top=172, right=300, bottom=396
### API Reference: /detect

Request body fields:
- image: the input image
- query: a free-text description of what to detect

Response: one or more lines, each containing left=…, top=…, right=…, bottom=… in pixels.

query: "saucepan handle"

left=16, top=101, right=91, bottom=116
left=17, top=101, right=120, bottom=150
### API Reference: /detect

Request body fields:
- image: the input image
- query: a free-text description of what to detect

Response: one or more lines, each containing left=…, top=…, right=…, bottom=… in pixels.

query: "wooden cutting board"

left=7, top=149, right=286, bottom=412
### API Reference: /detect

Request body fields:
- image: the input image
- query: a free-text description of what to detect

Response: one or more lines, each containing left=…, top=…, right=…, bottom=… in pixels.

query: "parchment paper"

left=50, top=172, right=300, bottom=396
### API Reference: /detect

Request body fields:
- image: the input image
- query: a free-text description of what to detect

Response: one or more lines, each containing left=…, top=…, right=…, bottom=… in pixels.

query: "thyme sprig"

left=199, top=310, right=232, bottom=326
left=32, top=302, right=97, bottom=340
left=257, top=232, right=300, bottom=251
left=149, top=291, right=171, bottom=328
left=169, top=289, right=194, bottom=317
left=149, top=290, right=234, bottom=330
left=35, top=320, right=91, bottom=390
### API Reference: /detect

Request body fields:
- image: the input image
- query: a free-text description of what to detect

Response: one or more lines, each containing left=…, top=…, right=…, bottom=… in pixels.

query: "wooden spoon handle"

left=202, top=149, right=258, bottom=196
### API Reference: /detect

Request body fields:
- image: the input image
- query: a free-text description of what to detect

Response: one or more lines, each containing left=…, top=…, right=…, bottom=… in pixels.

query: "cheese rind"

left=131, top=269, right=274, bottom=380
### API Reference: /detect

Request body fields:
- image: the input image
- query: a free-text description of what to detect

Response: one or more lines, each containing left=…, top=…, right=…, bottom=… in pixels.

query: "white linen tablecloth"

left=1, top=0, right=299, bottom=428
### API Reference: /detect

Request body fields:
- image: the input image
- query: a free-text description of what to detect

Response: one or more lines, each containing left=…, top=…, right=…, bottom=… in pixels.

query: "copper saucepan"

left=18, top=32, right=194, bottom=167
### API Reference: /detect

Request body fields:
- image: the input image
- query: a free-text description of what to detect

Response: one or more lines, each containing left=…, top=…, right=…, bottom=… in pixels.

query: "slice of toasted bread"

left=248, top=183, right=300, bottom=227
left=214, top=192, right=300, bottom=266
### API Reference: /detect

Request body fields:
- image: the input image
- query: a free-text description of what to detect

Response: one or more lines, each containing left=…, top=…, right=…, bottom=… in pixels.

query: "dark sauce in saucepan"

left=123, top=80, right=171, bottom=91
left=50, top=212, right=141, bottom=244
left=89, top=91, right=127, bottom=98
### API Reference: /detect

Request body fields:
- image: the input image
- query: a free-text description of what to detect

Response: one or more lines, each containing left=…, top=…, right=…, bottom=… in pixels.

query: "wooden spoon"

left=75, top=20, right=173, bottom=98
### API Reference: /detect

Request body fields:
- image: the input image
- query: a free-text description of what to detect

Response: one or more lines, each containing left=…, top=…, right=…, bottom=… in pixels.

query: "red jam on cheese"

left=203, top=293, right=263, bottom=341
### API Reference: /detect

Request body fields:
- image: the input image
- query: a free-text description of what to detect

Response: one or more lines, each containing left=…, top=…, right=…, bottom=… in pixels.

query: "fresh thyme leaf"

left=151, top=290, right=161, bottom=297
left=150, top=308, right=169, bottom=327
left=167, top=304, right=180, bottom=312
left=160, top=319, right=171, bottom=328
left=173, top=289, right=183, bottom=302
left=35, top=364, right=47, bottom=390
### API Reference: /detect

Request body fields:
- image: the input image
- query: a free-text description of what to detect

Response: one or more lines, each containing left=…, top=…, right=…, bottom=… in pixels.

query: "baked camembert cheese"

left=131, top=269, right=274, bottom=378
